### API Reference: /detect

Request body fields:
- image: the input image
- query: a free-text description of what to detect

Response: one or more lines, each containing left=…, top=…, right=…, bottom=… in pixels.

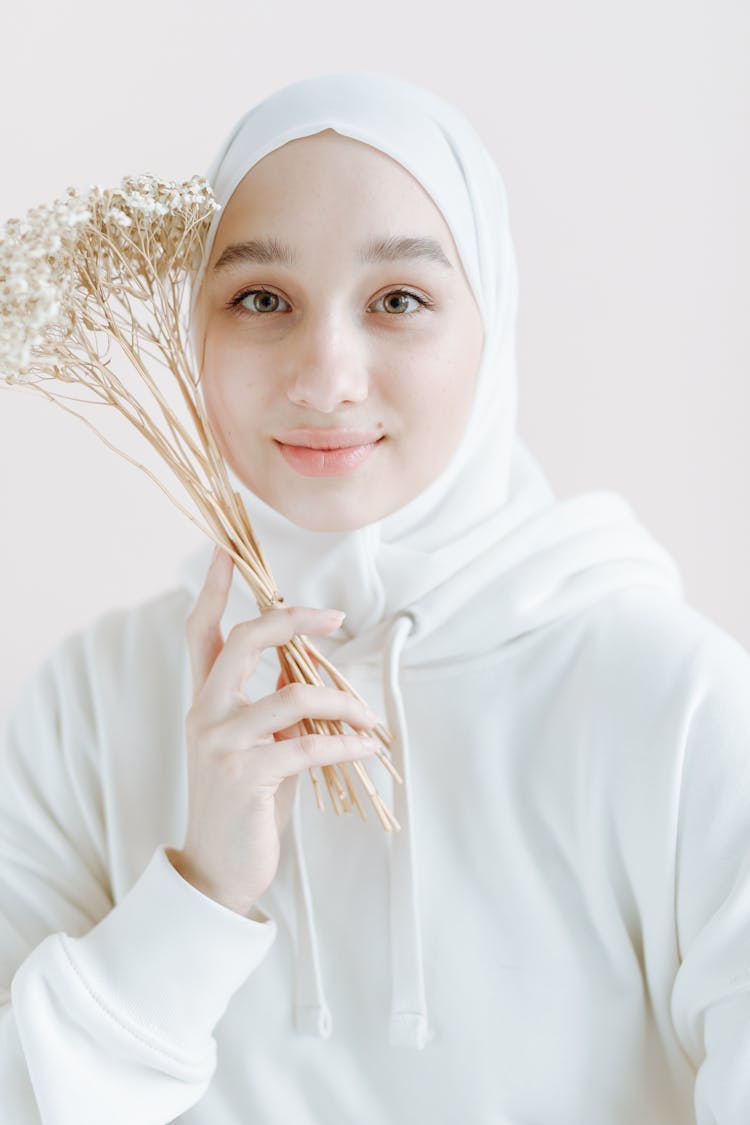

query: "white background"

left=0, top=0, right=747, bottom=723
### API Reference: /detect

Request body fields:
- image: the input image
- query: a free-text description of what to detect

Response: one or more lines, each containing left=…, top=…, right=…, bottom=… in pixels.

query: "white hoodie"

left=3, top=480, right=750, bottom=1124
left=3, top=71, right=750, bottom=1124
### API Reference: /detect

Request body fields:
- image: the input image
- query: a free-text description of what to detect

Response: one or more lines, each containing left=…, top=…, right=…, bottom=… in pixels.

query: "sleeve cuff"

left=60, top=844, right=277, bottom=1051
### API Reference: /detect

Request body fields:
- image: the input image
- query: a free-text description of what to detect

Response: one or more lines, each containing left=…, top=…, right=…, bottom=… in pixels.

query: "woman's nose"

left=285, top=314, right=369, bottom=412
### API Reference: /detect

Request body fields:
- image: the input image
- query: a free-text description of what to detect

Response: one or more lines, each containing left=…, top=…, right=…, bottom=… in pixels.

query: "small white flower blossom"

left=0, top=172, right=218, bottom=380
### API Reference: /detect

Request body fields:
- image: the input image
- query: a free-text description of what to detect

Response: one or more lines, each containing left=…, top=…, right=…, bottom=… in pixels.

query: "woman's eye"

left=372, top=290, right=426, bottom=317
left=231, top=289, right=290, bottom=315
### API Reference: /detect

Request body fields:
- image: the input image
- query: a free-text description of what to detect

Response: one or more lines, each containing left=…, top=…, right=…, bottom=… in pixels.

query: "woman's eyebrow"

left=211, top=235, right=454, bottom=273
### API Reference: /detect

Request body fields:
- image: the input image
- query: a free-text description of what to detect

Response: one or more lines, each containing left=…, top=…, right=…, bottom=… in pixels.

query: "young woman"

left=2, top=71, right=749, bottom=1124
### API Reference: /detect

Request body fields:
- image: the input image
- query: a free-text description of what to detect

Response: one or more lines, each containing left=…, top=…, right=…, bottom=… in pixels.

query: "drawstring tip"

left=294, top=1003, right=332, bottom=1039
left=388, top=1011, right=435, bottom=1049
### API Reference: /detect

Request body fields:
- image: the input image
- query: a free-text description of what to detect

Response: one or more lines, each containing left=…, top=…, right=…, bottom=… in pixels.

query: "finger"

left=209, top=682, right=378, bottom=749
left=258, top=732, right=379, bottom=783
left=185, top=548, right=234, bottom=696
left=185, top=546, right=234, bottom=698
left=200, top=605, right=346, bottom=709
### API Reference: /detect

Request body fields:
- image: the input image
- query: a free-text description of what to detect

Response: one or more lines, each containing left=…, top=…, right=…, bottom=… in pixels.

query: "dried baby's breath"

left=0, top=173, right=400, bottom=831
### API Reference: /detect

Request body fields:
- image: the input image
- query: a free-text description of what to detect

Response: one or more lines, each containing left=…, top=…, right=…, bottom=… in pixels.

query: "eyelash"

left=226, top=286, right=432, bottom=319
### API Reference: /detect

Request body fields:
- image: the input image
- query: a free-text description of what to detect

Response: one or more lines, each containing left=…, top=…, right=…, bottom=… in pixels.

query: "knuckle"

left=267, top=605, right=299, bottom=633
left=185, top=610, right=214, bottom=640
left=298, top=733, right=326, bottom=757
left=280, top=605, right=307, bottom=630
left=277, top=681, right=305, bottom=706
left=227, top=618, right=254, bottom=642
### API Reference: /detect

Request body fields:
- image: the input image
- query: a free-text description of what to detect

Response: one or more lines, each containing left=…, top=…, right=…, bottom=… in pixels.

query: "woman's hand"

left=167, top=546, right=378, bottom=917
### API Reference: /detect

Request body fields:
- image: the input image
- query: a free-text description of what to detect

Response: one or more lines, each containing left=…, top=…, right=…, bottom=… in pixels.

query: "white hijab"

left=180, top=71, right=684, bottom=1049
left=184, top=70, right=682, bottom=656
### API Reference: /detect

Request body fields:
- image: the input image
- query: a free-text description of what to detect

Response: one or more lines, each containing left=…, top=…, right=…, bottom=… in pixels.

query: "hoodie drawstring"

left=383, top=612, right=435, bottom=1049
left=290, top=784, right=332, bottom=1039
left=289, top=610, right=435, bottom=1049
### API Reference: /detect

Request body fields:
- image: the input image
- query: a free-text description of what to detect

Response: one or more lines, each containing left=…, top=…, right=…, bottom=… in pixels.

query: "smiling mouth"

left=274, top=435, right=386, bottom=477
left=274, top=427, right=385, bottom=450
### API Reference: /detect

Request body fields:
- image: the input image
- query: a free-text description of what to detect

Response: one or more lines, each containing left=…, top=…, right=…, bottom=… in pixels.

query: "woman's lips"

left=274, top=436, right=385, bottom=477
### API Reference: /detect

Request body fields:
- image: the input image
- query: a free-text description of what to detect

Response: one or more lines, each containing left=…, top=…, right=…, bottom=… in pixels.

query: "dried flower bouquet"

left=0, top=173, right=401, bottom=832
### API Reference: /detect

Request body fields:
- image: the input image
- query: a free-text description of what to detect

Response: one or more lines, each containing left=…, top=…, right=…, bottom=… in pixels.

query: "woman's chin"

left=257, top=484, right=395, bottom=532
left=277, top=498, right=384, bottom=533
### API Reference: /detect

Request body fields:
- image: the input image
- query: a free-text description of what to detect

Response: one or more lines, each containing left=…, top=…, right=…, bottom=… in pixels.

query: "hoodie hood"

left=178, top=70, right=685, bottom=1050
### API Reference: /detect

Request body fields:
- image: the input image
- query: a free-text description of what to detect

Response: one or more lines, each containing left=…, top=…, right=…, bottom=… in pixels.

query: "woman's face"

left=194, top=128, right=484, bottom=532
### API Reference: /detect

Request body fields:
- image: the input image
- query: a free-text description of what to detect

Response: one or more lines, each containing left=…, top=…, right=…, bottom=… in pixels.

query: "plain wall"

left=1, top=0, right=747, bottom=725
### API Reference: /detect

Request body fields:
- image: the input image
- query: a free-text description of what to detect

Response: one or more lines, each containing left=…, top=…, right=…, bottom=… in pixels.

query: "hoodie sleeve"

left=0, top=635, right=277, bottom=1124
left=669, top=626, right=750, bottom=1124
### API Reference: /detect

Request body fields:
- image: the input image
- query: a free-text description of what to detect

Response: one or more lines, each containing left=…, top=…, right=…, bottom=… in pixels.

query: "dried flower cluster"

left=0, top=174, right=400, bottom=831
left=0, top=175, right=217, bottom=382
left=0, top=189, right=89, bottom=377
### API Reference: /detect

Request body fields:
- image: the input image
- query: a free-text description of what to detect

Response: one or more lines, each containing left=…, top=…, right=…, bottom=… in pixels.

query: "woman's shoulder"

left=2, top=585, right=195, bottom=785
left=55, top=583, right=192, bottom=672
left=569, top=585, right=750, bottom=733
left=12, top=584, right=194, bottom=723
left=581, top=584, right=749, bottom=674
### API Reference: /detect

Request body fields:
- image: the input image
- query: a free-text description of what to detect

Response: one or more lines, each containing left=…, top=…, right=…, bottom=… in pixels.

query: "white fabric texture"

left=2, top=70, right=750, bottom=1123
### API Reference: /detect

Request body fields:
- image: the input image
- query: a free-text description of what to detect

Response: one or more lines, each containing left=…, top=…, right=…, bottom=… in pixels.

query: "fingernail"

left=324, top=609, right=346, bottom=625
left=364, top=708, right=379, bottom=724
